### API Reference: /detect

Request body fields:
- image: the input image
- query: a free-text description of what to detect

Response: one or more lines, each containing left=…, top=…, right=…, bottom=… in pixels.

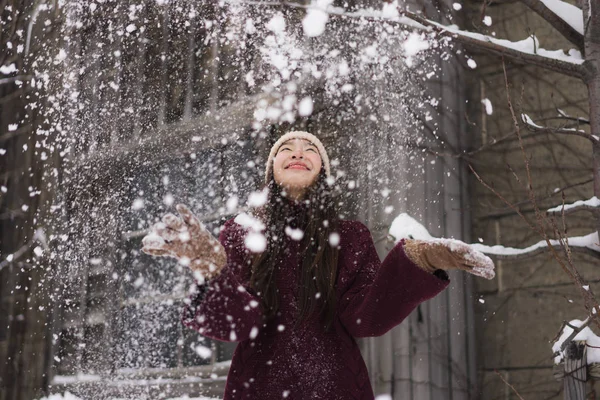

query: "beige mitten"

left=404, top=239, right=478, bottom=274
left=141, top=204, right=227, bottom=279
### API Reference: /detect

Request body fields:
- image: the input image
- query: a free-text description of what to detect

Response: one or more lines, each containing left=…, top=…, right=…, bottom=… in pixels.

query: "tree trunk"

left=583, top=1, right=600, bottom=238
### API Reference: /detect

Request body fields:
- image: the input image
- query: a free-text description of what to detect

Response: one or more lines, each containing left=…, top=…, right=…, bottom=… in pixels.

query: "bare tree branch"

left=481, top=178, right=594, bottom=220
left=494, top=369, right=526, bottom=400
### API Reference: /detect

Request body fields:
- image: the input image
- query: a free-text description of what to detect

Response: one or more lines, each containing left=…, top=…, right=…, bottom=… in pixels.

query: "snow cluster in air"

left=481, top=98, right=493, bottom=115
left=302, top=0, right=333, bottom=37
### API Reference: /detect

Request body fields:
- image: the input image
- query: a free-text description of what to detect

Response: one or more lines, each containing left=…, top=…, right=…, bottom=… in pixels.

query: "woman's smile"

left=286, top=161, right=310, bottom=170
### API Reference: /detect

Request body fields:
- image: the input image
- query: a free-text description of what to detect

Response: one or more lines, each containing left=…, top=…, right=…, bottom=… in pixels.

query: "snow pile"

left=389, top=213, right=495, bottom=279
left=389, top=213, right=434, bottom=241
left=552, top=319, right=600, bottom=364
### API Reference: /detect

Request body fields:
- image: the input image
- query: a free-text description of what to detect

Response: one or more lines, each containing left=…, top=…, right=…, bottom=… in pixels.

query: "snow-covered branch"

left=520, top=0, right=584, bottom=50
left=403, top=10, right=587, bottom=80
left=557, top=108, right=590, bottom=125
left=471, top=232, right=600, bottom=260
left=552, top=317, right=593, bottom=363
left=547, top=197, right=600, bottom=216
left=521, top=113, right=599, bottom=142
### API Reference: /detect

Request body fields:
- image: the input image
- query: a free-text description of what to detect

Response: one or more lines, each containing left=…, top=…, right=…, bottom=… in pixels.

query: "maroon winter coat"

left=182, top=200, right=450, bottom=399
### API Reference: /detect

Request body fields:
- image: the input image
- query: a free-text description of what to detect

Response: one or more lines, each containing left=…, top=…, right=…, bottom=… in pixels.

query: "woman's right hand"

left=141, top=203, right=227, bottom=279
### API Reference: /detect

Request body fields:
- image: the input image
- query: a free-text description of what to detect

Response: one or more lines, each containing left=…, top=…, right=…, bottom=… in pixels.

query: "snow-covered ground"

left=38, top=393, right=219, bottom=400
left=40, top=392, right=397, bottom=400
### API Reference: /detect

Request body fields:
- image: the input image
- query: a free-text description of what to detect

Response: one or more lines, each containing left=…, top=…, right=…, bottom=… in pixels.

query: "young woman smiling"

left=141, top=131, right=493, bottom=400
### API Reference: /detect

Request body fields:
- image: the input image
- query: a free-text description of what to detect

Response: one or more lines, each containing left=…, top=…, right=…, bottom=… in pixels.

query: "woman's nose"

left=291, top=148, right=304, bottom=158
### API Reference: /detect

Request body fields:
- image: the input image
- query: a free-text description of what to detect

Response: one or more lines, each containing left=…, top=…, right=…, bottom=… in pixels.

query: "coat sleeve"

left=182, top=218, right=263, bottom=342
left=338, top=222, right=450, bottom=338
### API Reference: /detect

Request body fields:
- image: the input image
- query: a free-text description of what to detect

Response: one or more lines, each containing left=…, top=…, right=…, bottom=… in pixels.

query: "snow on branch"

left=538, top=0, right=584, bottom=34
left=471, top=232, right=600, bottom=260
left=520, top=0, right=584, bottom=49
left=547, top=197, right=600, bottom=216
left=403, top=12, right=587, bottom=79
left=521, top=113, right=599, bottom=141
left=552, top=318, right=600, bottom=365
left=557, top=108, right=590, bottom=125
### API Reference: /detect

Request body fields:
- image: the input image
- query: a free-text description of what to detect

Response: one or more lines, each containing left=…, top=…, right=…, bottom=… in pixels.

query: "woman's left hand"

left=404, top=239, right=495, bottom=280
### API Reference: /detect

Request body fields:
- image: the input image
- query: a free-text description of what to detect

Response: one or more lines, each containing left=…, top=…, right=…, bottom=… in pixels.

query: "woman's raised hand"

left=404, top=239, right=495, bottom=280
left=141, top=204, right=227, bottom=279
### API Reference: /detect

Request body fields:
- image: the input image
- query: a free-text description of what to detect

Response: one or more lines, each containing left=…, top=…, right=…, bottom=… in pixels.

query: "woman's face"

left=272, top=138, right=322, bottom=199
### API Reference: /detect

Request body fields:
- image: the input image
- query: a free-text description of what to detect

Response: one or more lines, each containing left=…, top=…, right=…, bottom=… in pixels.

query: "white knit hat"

left=264, top=131, right=331, bottom=184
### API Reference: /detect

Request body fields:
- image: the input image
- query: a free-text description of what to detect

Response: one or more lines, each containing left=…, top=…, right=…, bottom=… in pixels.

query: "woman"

left=141, top=131, right=491, bottom=400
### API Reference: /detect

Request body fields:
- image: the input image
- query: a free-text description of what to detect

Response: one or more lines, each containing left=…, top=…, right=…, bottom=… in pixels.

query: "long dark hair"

left=249, top=169, right=340, bottom=330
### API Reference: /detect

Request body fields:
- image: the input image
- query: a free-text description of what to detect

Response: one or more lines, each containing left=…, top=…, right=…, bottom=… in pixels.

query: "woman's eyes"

left=279, top=147, right=317, bottom=153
